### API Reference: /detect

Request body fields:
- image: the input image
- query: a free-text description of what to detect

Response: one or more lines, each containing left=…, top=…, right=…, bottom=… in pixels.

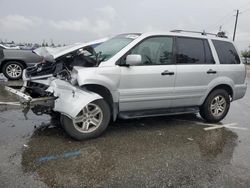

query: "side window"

left=130, top=37, right=173, bottom=65
left=212, top=40, right=240, bottom=64
left=176, top=37, right=213, bottom=64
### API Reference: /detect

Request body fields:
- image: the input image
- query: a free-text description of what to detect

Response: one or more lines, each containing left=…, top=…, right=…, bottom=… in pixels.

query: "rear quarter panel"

left=217, top=64, right=247, bottom=100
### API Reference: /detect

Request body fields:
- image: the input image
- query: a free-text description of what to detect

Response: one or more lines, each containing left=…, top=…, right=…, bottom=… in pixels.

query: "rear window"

left=176, top=37, right=214, bottom=64
left=212, top=40, right=240, bottom=64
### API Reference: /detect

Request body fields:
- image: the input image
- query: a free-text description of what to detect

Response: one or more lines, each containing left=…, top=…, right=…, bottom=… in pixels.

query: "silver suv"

left=6, top=31, right=247, bottom=140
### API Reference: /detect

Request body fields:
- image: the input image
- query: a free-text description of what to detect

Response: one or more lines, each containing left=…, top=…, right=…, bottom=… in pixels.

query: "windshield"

left=94, top=34, right=140, bottom=61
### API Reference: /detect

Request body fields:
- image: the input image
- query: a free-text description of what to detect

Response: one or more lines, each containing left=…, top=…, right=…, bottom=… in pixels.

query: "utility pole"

left=233, top=9, right=239, bottom=41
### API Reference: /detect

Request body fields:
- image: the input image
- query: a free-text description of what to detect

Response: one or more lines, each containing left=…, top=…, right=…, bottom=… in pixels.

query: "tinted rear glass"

left=176, top=37, right=214, bottom=64
left=212, top=40, right=240, bottom=64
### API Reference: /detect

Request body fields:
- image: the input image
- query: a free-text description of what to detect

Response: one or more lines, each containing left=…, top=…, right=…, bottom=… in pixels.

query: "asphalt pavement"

left=0, top=66, right=250, bottom=188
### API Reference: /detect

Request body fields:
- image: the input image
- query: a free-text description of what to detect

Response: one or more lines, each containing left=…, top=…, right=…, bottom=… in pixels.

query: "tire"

left=2, top=61, right=24, bottom=80
left=61, top=99, right=110, bottom=140
left=200, top=89, right=230, bottom=123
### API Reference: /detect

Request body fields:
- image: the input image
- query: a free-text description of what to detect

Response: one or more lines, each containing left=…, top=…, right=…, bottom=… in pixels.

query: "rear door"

left=173, top=37, right=218, bottom=107
left=118, top=36, right=176, bottom=111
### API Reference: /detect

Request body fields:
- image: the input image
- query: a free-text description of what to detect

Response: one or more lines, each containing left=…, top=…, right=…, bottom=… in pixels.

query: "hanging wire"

left=206, top=11, right=234, bottom=31
left=237, top=1, right=250, bottom=9
left=206, top=1, right=250, bottom=32
left=241, top=8, right=250, bottom=14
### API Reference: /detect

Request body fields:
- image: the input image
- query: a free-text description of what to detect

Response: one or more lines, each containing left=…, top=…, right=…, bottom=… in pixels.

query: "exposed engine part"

left=25, top=46, right=98, bottom=78
left=25, top=81, right=51, bottom=97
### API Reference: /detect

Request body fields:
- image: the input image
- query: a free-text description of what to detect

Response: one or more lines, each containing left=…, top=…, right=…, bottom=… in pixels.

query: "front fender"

left=47, top=79, right=102, bottom=118
left=75, top=67, right=120, bottom=102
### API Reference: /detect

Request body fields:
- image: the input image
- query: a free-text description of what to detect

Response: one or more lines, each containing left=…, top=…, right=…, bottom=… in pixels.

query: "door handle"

left=207, top=69, right=217, bottom=74
left=161, top=70, right=175, bottom=76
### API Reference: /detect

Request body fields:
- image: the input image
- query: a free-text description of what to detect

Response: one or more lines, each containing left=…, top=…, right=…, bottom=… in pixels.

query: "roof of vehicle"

left=138, top=31, right=232, bottom=42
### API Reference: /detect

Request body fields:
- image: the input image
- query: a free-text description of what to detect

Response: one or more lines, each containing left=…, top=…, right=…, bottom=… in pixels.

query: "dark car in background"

left=0, top=49, right=42, bottom=80
left=0, top=38, right=108, bottom=80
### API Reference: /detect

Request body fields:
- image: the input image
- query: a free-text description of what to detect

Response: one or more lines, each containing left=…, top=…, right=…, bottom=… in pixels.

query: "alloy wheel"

left=6, top=64, right=22, bottom=78
left=210, top=95, right=226, bottom=117
left=72, top=103, right=103, bottom=133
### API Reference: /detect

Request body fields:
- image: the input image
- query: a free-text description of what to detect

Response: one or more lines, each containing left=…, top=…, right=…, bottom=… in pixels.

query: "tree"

left=241, top=46, right=250, bottom=64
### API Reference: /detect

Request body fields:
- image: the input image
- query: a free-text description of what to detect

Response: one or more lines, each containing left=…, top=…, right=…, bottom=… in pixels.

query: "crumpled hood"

left=33, top=37, right=108, bottom=61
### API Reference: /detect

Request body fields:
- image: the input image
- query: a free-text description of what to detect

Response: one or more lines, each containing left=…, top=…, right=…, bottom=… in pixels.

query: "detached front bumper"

left=5, top=78, right=102, bottom=119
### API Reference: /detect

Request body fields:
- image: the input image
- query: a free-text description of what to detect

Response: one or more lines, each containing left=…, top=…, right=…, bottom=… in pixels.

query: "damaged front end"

left=5, top=76, right=102, bottom=120
left=4, top=41, right=107, bottom=119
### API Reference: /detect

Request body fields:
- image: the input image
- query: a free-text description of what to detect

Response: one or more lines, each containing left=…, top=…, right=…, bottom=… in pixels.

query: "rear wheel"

left=2, top=61, right=24, bottom=80
left=200, top=89, right=230, bottom=123
left=61, top=99, right=110, bottom=140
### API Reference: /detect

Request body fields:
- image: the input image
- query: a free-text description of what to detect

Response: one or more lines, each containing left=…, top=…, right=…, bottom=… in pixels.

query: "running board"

left=118, top=107, right=199, bottom=119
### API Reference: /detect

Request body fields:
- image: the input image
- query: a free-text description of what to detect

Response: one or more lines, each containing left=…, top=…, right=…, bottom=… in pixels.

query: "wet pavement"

left=0, top=66, right=250, bottom=188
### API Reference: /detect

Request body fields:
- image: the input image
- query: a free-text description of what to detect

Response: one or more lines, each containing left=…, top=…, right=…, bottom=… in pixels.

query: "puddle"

left=20, top=116, right=239, bottom=187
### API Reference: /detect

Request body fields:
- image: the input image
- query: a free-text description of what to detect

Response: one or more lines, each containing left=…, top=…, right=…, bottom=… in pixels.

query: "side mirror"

left=126, top=54, right=142, bottom=66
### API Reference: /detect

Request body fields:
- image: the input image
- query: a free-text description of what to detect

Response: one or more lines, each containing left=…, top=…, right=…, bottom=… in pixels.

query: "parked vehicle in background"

left=0, top=49, right=42, bottom=80
left=0, top=43, right=20, bottom=50
left=0, top=38, right=108, bottom=80
left=0, top=44, right=6, bottom=50
left=5, top=31, right=247, bottom=140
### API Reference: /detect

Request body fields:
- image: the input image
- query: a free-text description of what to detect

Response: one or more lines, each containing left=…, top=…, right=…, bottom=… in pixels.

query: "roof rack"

left=170, top=30, right=228, bottom=38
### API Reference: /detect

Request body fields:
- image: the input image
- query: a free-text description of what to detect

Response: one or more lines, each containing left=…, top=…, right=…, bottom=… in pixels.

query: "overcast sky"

left=0, top=0, right=250, bottom=50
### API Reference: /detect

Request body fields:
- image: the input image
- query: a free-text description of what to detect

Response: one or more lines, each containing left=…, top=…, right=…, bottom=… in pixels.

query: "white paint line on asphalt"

left=223, top=124, right=248, bottom=131
left=203, top=123, right=248, bottom=131
left=173, top=118, right=248, bottom=131
left=204, top=125, right=225, bottom=131
left=195, top=122, right=221, bottom=126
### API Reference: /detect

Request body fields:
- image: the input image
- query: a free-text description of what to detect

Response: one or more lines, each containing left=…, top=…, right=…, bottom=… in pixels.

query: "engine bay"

left=26, top=46, right=99, bottom=78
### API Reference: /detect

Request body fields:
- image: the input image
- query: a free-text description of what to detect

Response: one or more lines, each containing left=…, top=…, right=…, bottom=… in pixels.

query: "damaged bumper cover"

left=48, top=79, right=102, bottom=118
left=5, top=78, right=102, bottom=119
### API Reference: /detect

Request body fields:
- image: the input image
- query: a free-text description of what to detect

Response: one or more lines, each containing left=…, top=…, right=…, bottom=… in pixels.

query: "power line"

left=207, top=1, right=250, bottom=33
left=217, top=18, right=234, bottom=33
left=206, top=11, right=234, bottom=31
left=241, top=8, right=250, bottom=14
left=237, top=1, right=250, bottom=9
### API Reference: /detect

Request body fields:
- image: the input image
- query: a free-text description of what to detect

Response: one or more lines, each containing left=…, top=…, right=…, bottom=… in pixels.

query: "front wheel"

left=61, top=99, right=110, bottom=140
left=200, top=89, right=230, bottom=123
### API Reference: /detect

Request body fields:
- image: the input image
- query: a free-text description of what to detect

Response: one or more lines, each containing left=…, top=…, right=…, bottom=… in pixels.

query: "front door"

left=118, top=36, right=176, bottom=111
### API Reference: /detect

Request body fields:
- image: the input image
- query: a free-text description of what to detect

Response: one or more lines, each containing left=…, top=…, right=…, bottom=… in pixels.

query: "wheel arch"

left=0, top=59, right=27, bottom=72
left=82, top=84, right=118, bottom=121
left=202, top=84, right=233, bottom=105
